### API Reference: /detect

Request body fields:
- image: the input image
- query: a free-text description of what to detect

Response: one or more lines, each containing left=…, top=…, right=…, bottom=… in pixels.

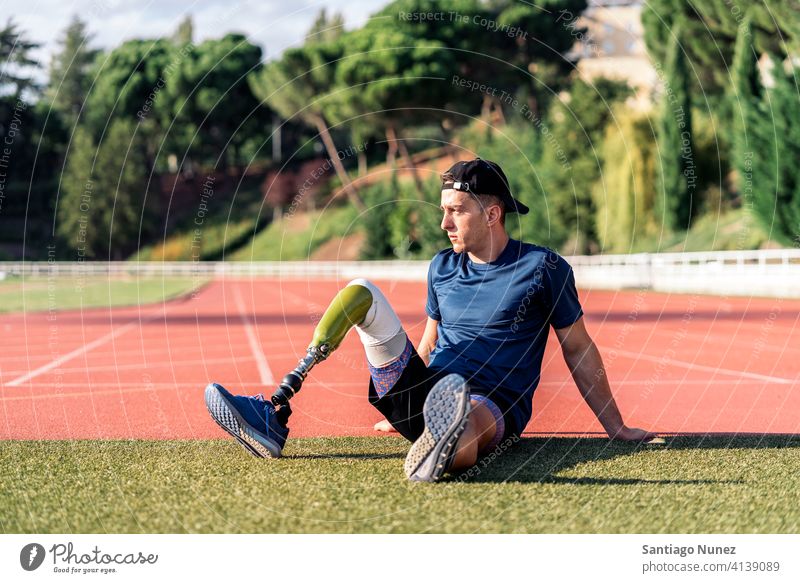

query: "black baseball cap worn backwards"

left=442, top=158, right=530, bottom=215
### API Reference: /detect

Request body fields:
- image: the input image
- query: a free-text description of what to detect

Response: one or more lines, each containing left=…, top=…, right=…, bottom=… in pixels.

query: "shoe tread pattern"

left=204, top=384, right=279, bottom=458
left=403, top=374, right=470, bottom=482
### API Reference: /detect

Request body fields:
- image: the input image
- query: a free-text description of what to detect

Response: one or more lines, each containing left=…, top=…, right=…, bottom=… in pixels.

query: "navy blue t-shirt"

left=425, top=238, right=583, bottom=435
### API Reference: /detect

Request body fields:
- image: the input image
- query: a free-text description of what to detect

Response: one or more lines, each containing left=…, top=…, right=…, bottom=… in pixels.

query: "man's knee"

left=346, top=279, right=406, bottom=366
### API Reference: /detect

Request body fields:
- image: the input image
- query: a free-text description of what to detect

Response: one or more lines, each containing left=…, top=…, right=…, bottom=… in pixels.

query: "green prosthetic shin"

left=270, top=284, right=373, bottom=408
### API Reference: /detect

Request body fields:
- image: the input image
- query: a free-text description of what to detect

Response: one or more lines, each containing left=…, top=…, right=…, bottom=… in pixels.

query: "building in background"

left=573, top=0, right=657, bottom=108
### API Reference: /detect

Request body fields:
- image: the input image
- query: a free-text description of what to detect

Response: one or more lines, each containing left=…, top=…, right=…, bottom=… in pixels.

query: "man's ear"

left=486, top=204, right=502, bottom=227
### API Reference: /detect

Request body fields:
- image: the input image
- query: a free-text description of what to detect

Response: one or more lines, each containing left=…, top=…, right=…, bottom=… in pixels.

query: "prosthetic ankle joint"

left=270, top=283, right=373, bottom=408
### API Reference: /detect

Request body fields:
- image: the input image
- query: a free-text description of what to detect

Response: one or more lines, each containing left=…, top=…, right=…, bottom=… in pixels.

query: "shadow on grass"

left=289, top=452, right=405, bottom=460
left=447, top=434, right=800, bottom=485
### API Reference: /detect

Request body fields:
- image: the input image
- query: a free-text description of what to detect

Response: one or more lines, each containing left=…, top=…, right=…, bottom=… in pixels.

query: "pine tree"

left=172, top=15, right=193, bottom=45
left=58, top=120, right=153, bottom=258
left=753, top=57, right=800, bottom=242
left=655, top=24, right=694, bottom=231
left=730, top=11, right=800, bottom=245
left=0, top=18, right=40, bottom=96
left=772, top=60, right=800, bottom=240
left=46, top=16, right=98, bottom=127
left=305, top=9, right=345, bottom=45
left=729, top=12, right=761, bottom=226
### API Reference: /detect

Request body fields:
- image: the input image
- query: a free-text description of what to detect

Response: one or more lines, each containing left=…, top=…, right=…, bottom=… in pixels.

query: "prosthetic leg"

left=270, top=279, right=407, bottom=421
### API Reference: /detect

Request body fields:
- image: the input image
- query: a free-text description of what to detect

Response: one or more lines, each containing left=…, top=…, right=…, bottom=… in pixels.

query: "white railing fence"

left=568, top=249, right=800, bottom=298
left=1, top=249, right=800, bottom=298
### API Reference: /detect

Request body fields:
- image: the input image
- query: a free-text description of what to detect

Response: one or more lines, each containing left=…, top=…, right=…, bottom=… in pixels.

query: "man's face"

left=439, top=189, right=490, bottom=254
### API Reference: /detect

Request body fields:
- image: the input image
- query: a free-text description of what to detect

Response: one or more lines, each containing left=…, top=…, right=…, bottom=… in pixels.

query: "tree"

left=249, top=42, right=365, bottom=209
left=83, top=38, right=175, bottom=135
left=540, top=77, right=632, bottom=252
left=642, top=0, right=800, bottom=100
left=492, top=0, right=587, bottom=117
left=730, top=13, right=800, bottom=245
left=376, top=0, right=586, bottom=120
left=729, top=11, right=760, bottom=209
left=166, top=34, right=267, bottom=169
left=766, top=58, right=800, bottom=242
left=655, top=24, right=694, bottom=231
left=0, top=18, right=40, bottom=96
left=305, top=9, right=345, bottom=45
left=333, top=25, right=453, bottom=191
left=172, top=15, right=193, bottom=46
left=0, top=96, right=67, bottom=251
left=57, top=120, right=154, bottom=258
left=46, top=16, right=99, bottom=127
left=592, top=109, right=658, bottom=253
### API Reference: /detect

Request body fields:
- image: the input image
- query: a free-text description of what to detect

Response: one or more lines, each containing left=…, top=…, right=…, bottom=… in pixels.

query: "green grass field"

left=232, top=206, right=360, bottom=260
left=0, top=276, right=207, bottom=313
left=2, top=435, right=798, bottom=533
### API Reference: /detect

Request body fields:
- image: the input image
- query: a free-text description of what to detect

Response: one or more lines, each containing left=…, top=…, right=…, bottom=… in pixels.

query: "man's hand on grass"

left=373, top=419, right=397, bottom=433
left=608, top=425, right=663, bottom=444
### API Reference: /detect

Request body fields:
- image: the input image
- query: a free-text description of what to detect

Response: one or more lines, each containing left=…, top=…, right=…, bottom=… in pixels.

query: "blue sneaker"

left=404, top=373, right=471, bottom=482
left=204, top=383, right=289, bottom=458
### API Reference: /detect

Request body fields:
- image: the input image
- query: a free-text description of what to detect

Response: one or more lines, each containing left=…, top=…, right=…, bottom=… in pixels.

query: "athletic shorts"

left=367, top=340, right=511, bottom=453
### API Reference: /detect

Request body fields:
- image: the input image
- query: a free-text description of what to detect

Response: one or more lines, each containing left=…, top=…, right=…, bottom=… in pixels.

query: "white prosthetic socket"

left=346, top=279, right=408, bottom=367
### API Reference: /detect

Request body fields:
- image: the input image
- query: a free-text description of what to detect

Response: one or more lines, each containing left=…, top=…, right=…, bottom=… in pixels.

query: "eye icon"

left=20, top=543, right=46, bottom=571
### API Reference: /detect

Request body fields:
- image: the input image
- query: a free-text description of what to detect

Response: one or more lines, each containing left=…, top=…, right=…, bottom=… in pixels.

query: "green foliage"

left=249, top=42, right=342, bottom=127
left=536, top=78, right=633, bottom=251
left=84, top=39, right=175, bottom=133
left=132, top=177, right=268, bottom=261
left=46, top=16, right=99, bottom=127
left=172, top=15, right=193, bottom=46
left=57, top=120, right=155, bottom=258
left=0, top=18, right=40, bottom=96
left=641, top=0, right=800, bottom=100
left=729, top=12, right=760, bottom=211
left=0, top=276, right=205, bottom=313
left=359, top=175, right=449, bottom=260
left=0, top=96, right=66, bottom=230
left=493, top=0, right=587, bottom=114
left=360, top=177, right=405, bottom=260
left=332, top=25, right=453, bottom=133
left=655, top=24, right=694, bottom=231
left=165, top=34, right=267, bottom=168
left=749, top=58, right=800, bottom=242
left=592, top=109, right=659, bottom=253
left=84, top=35, right=266, bottom=170
left=233, top=205, right=359, bottom=261
left=375, top=0, right=587, bottom=119
left=730, top=16, right=800, bottom=244
left=249, top=40, right=366, bottom=209
left=305, top=9, right=345, bottom=45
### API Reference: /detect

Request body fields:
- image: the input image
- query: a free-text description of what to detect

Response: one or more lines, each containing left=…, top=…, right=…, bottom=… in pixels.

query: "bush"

left=592, top=108, right=659, bottom=253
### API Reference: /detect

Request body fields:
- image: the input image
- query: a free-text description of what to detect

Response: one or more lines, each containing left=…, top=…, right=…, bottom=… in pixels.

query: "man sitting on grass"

left=204, top=158, right=657, bottom=482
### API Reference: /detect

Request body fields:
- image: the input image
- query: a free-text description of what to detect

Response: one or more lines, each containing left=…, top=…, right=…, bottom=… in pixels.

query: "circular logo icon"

left=20, top=543, right=46, bottom=571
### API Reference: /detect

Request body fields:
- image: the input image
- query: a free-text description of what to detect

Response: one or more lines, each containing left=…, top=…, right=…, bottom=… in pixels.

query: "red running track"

left=1, top=279, right=799, bottom=440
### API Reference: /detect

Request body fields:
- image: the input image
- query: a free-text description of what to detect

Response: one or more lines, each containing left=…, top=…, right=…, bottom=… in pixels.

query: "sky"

left=4, top=0, right=383, bottom=70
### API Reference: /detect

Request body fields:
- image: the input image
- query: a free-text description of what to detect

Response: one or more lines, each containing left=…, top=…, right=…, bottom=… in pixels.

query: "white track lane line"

left=5, top=309, right=165, bottom=387
left=599, top=346, right=795, bottom=385
left=233, top=286, right=274, bottom=385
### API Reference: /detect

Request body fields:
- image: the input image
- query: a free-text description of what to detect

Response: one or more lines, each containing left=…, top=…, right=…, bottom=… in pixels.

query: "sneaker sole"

left=404, top=374, right=470, bottom=482
left=204, top=384, right=282, bottom=458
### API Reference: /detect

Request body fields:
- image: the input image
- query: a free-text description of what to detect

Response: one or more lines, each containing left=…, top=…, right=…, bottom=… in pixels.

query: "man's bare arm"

left=417, top=317, right=439, bottom=365
left=555, top=317, right=656, bottom=442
